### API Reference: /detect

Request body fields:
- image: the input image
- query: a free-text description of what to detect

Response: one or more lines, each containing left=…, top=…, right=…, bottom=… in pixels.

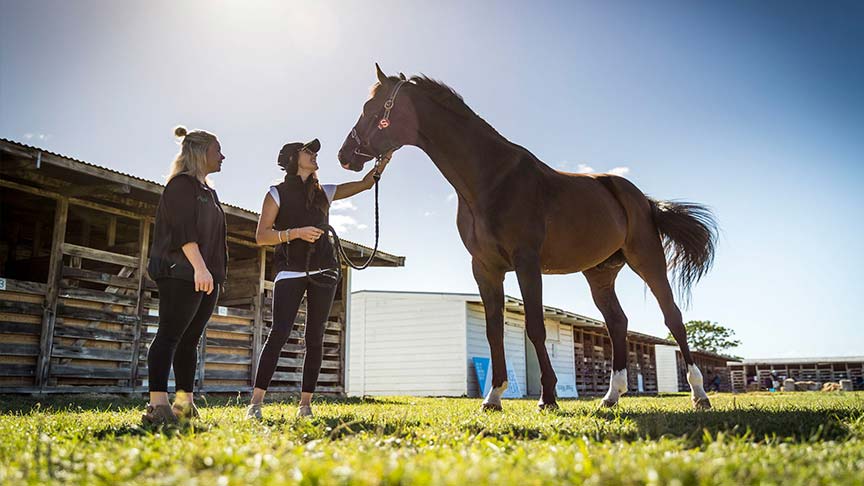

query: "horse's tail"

left=648, top=198, right=718, bottom=305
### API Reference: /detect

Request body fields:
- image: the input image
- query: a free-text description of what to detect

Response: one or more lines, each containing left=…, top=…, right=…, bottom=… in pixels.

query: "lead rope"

left=304, top=160, right=382, bottom=287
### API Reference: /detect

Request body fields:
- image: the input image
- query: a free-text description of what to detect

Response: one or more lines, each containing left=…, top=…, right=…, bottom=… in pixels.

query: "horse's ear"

left=375, top=63, right=389, bottom=85
left=399, top=72, right=407, bottom=81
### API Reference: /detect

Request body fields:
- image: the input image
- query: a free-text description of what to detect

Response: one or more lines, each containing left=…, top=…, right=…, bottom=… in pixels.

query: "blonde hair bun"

left=174, top=126, right=188, bottom=138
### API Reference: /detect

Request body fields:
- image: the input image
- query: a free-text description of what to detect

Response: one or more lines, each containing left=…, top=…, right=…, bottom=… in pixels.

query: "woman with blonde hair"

left=245, top=139, right=389, bottom=420
left=143, top=126, right=228, bottom=425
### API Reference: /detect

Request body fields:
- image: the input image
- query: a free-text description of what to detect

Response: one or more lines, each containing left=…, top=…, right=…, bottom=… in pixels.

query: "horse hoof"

left=693, top=396, right=712, bottom=410
left=537, top=402, right=559, bottom=411
left=481, top=402, right=503, bottom=412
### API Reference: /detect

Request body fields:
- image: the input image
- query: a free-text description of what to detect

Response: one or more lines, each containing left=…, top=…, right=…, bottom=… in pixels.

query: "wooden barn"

left=347, top=290, right=679, bottom=398
left=0, top=139, right=404, bottom=395
left=728, top=356, right=864, bottom=392
left=573, top=323, right=669, bottom=396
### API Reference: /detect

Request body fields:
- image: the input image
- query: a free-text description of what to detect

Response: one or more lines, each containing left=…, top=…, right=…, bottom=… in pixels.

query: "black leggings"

left=254, top=277, right=337, bottom=393
left=147, top=278, right=219, bottom=393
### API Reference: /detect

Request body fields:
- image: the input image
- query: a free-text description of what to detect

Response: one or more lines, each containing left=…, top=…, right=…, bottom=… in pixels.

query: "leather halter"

left=350, top=79, right=408, bottom=160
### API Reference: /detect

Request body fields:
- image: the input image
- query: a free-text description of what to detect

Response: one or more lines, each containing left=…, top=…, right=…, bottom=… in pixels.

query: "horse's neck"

left=414, top=104, right=519, bottom=204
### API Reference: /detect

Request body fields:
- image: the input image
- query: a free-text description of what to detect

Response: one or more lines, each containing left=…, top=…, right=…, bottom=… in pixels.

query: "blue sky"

left=2, top=0, right=862, bottom=358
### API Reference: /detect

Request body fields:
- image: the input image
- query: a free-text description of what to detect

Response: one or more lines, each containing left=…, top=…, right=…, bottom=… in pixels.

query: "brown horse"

left=338, top=65, right=719, bottom=410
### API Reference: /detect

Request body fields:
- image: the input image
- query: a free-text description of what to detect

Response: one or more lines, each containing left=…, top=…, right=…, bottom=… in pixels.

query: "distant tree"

left=667, top=320, right=741, bottom=355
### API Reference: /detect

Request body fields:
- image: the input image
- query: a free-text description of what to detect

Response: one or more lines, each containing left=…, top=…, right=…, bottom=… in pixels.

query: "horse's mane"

left=373, top=75, right=512, bottom=145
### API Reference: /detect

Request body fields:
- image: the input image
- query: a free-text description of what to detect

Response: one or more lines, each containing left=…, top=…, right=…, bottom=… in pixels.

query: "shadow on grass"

left=472, top=407, right=862, bottom=444
left=0, top=393, right=431, bottom=415
left=0, top=394, right=146, bottom=414
left=259, top=394, right=412, bottom=406
left=613, top=408, right=859, bottom=443
left=256, top=412, right=426, bottom=440
left=91, top=421, right=215, bottom=439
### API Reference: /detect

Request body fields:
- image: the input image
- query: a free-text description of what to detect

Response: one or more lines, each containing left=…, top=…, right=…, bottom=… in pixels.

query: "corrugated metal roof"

left=2, top=138, right=161, bottom=185
left=2, top=138, right=264, bottom=215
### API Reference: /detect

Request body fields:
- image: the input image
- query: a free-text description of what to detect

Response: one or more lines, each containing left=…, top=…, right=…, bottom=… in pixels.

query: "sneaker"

left=172, top=401, right=200, bottom=420
left=297, top=404, right=313, bottom=417
left=142, top=404, right=178, bottom=426
left=245, top=403, right=263, bottom=421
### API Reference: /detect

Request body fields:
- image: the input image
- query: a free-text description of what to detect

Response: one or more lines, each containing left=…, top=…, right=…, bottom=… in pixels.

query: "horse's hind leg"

left=623, top=236, right=712, bottom=410
left=584, top=257, right=629, bottom=407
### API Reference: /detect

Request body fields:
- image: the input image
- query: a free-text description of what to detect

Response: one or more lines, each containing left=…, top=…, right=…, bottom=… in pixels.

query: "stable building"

left=728, top=356, right=864, bottom=392
left=347, top=290, right=684, bottom=398
left=0, top=139, right=404, bottom=395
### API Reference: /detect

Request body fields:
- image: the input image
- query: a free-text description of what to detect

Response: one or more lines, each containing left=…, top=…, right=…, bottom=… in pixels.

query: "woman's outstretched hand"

left=334, top=152, right=395, bottom=200
left=377, top=150, right=393, bottom=173
left=363, top=150, right=393, bottom=187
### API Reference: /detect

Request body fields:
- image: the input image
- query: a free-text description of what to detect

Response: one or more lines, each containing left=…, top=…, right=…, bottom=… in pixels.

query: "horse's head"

left=338, top=64, right=416, bottom=172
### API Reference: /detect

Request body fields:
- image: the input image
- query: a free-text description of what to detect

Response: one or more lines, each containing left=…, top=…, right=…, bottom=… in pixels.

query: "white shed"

left=655, top=344, right=681, bottom=393
left=654, top=344, right=738, bottom=393
left=347, top=291, right=582, bottom=398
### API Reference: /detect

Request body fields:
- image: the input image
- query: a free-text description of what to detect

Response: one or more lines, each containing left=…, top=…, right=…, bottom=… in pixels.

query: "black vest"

left=272, top=176, right=337, bottom=273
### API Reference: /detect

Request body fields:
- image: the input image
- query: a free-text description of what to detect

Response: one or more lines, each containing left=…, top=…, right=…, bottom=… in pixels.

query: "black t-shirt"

left=147, top=174, right=228, bottom=283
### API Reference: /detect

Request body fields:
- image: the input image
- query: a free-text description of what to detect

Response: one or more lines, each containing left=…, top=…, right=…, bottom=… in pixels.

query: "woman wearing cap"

left=143, top=126, right=228, bottom=425
left=246, top=139, right=390, bottom=419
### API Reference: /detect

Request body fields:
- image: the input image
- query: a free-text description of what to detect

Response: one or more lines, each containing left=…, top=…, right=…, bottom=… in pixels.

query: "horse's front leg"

left=515, top=250, right=558, bottom=410
left=472, top=259, right=508, bottom=411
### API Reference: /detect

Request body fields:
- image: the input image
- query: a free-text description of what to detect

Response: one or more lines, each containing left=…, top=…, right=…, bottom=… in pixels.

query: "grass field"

left=1, top=392, right=863, bottom=485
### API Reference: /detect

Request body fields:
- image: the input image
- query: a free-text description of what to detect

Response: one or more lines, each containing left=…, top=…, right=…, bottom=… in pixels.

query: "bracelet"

left=277, top=230, right=284, bottom=243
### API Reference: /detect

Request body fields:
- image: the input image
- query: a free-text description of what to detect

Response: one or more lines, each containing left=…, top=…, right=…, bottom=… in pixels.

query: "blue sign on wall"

left=473, top=357, right=522, bottom=398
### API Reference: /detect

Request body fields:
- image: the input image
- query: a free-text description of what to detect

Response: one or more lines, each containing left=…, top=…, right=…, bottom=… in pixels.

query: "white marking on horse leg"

left=687, top=364, right=708, bottom=398
left=482, top=381, right=509, bottom=409
left=687, top=364, right=712, bottom=409
left=601, top=369, right=628, bottom=407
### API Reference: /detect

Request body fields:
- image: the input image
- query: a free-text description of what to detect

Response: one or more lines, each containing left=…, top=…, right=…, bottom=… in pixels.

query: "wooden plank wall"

left=0, top=280, right=46, bottom=387
left=573, top=327, right=660, bottom=396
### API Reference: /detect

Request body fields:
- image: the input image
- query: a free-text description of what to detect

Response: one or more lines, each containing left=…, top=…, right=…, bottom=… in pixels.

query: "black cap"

left=278, top=138, right=320, bottom=165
